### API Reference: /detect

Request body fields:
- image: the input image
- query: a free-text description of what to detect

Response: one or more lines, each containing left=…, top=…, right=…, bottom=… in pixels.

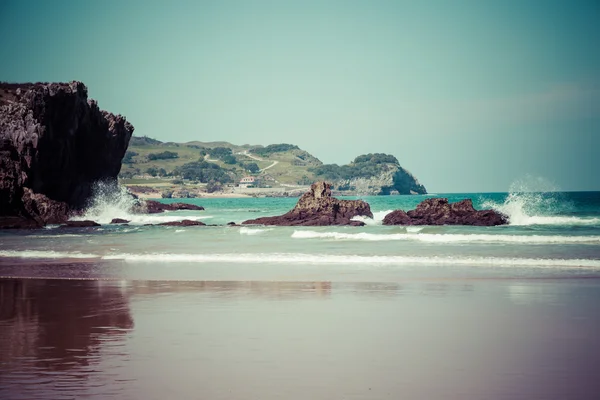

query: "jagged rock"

left=157, top=219, right=206, bottom=226
left=60, top=220, right=101, bottom=228
left=110, top=218, right=130, bottom=224
left=242, top=181, right=372, bottom=226
left=381, top=209, right=412, bottom=225
left=140, top=200, right=205, bottom=214
left=0, top=81, right=134, bottom=228
left=383, top=198, right=508, bottom=226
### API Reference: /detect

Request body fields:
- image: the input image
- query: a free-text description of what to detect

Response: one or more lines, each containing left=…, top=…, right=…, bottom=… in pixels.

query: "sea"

left=1, top=189, right=600, bottom=399
left=0, top=189, right=599, bottom=281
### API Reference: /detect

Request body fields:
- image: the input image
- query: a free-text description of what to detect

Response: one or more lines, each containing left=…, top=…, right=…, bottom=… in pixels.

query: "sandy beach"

left=1, top=275, right=599, bottom=400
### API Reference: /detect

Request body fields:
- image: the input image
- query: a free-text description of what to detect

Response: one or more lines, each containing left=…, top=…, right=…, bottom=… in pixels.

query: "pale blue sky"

left=1, top=0, right=598, bottom=192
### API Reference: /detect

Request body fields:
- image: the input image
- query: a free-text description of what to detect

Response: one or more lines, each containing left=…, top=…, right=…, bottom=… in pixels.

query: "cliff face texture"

left=0, top=82, right=134, bottom=228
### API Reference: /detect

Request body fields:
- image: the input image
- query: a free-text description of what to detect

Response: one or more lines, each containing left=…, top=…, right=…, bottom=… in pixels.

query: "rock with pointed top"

left=242, top=181, right=372, bottom=226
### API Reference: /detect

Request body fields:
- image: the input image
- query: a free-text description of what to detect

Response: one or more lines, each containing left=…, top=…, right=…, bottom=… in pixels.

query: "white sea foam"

left=291, top=230, right=600, bottom=244
left=239, top=227, right=272, bottom=235
left=351, top=210, right=394, bottom=226
left=484, top=177, right=599, bottom=226
left=100, top=252, right=600, bottom=269
left=70, top=181, right=208, bottom=225
left=0, top=250, right=100, bottom=259
left=1, top=250, right=598, bottom=269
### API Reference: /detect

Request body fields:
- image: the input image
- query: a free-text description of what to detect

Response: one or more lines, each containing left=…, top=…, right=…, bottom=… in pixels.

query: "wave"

left=351, top=210, right=394, bottom=226
left=483, top=179, right=599, bottom=226
left=100, top=253, right=600, bottom=268
left=1, top=250, right=598, bottom=269
left=71, top=181, right=208, bottom=225
left=0, top=250, right=100, bottom=259
left=291, top=230, right=600, bottom=244
left=239, top=227, right=272, bottom=235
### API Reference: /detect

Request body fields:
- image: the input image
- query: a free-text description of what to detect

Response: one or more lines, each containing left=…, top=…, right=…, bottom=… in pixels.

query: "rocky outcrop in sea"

left=383, top=198, right=508, bottom=226
left=0, top=81, right=134, bottom=228
left=242, top=181, right=373, bottom=226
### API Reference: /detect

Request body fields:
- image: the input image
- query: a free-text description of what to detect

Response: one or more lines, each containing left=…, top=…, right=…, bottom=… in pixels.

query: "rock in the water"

left=0, top=81, right=134, bottom=227
left=381, top=209, right=412, bottom=225
left=242, top=181, right=373, bottom=226
left=383, top=198, right=507, bottom=226
left=60, top=220, right=101, bottom=228
left=110, top=218, right=130, bottom=224
left=140, top=200, right=205, bottom=214
left=157, top=219, right=206, bottom=226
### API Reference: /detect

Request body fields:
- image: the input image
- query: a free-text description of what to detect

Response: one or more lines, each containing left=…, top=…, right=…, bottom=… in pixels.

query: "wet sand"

left=1, top=276, right=600, bottom=399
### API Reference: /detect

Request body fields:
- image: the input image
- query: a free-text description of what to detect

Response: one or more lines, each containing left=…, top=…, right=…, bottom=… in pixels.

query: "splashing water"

left=71, top=181, right=137, bottom=224
left=351, top=210, right=395, bottom=226
left=483, top=176, right=599, bottom=226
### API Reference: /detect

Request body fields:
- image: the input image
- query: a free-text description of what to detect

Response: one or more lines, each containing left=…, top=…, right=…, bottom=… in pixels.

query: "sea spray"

left=351, top=210, right=395, bottom=226
left=71, top=181, right=138, bottom=224
left=481, top=176, right=595, bottom=226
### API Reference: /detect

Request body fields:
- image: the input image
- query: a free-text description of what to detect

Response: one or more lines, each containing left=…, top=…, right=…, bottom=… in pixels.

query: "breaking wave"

left=351, top=210, right=395, bottom=226
left=0, top=251, right=597, bottom=269
left=484, top=177, right=599, bottom=226
left=70, top=181, right=208, bottom=225
left=291, top=230, right=600, bottom=244
left=239, top=227, right=273, bottom=235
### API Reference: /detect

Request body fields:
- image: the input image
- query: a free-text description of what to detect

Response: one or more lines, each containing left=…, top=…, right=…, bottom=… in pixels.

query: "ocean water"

left=0, top=190, right=599, bottom=281
left=2, top=190, right=600, bottom=399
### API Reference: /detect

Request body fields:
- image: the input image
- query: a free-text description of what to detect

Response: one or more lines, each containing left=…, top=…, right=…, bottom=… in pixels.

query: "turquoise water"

left=1, top=191, right=599, bottom=280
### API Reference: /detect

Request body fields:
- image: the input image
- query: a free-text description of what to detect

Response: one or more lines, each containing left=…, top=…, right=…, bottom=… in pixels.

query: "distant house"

left=239, top=176, right=259, bottom=188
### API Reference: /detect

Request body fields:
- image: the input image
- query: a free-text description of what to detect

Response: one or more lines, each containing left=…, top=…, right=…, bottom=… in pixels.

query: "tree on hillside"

left=123, top=151, right=138, bottom=164
left=173, top=161, right=232, bottom=183
left=243, top=162, right=260, bottom=173
left=209, top=147, right=232, bottom=159
left=147, top=151, right=179, bottom=161
left=222, top=154, right=237, bottom=164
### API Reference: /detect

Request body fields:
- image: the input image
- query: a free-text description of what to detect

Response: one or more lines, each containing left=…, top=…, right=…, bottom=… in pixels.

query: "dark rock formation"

left=110, top=218, right=129, bottom=224
left=59, top=220, right=101, bottom=228
left=383, top=198, right=508, bottom=226
left=242, top=181, right=373, bottom=226
left=140, top=200, right=205, bottom=214
left=0, top=81, right=134, bottom=228
left=157, top=219, right=206, bottom=226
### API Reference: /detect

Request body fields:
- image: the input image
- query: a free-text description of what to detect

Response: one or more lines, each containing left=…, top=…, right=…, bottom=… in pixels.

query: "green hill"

left=119, top=136, right=426, bottom=195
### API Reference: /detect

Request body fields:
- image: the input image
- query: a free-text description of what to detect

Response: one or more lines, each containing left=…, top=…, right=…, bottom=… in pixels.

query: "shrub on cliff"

left=252, top=143, right=299, bottom=157
left=173, top=161, right=232, bottom=183
left=148, top=151, right=179, bottom=161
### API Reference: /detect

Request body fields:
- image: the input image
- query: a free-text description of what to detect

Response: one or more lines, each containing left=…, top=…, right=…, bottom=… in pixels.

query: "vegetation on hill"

left=310, top=153, right=399, bottom=180
left=130, top=136, right=163, bottom=146
left=148, top=151, right=178, bottom=160
left=310, top=153, right=426, bottom=194
left=252, top=143, right=299, bottom=157
left=119, top=136, right=426, bottom=194
left=172, top=161, right=232, bottom=183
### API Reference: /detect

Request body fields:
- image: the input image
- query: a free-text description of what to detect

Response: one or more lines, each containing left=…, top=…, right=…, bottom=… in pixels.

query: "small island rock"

left=140, top=200, right=205, bottom=214
left=383, top=198, right=507, bottom=226
left=157, top=219, right=206, bottom=226
left=60, top=220, right=101, bottom=228
left=242, top=181, right=373, bottom=226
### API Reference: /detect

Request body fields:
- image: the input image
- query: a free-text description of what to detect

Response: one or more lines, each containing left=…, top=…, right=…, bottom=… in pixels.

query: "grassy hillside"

left=120, top=137, right=323, bottom=186
left=120, top=136, right=426, bottom=195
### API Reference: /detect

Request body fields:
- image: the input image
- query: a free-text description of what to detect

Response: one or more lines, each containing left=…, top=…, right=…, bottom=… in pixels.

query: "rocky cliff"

left=0, top=82, right=134, bottom=228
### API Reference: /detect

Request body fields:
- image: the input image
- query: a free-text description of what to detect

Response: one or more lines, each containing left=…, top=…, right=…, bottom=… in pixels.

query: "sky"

left=1, top=0, right=598, bottom=192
